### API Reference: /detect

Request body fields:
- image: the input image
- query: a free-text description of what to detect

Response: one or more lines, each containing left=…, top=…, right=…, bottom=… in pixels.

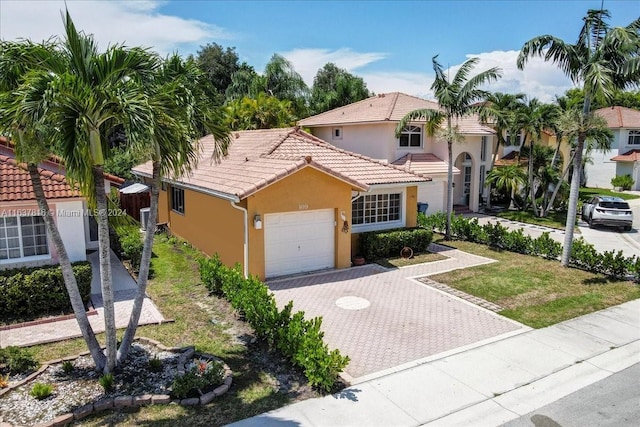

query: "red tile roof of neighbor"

left=594, top=106, right=640, bottom=128
left=298, top=92, right=496, bottom=135
left=132, top=127, right=431, bottom=201
left=611, top=149, right=640, bottom=162
left=392, top=153, right=460, bottom=176
left=0, top=154, right=82, bottom=202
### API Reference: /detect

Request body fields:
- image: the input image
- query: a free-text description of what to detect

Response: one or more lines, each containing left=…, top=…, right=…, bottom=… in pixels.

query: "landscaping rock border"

left=0, top=337, right=233, bottom=427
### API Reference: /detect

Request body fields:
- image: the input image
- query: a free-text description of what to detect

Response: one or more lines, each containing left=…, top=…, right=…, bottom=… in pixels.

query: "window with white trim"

left=171, top=186, right=185, bottom=214
left=0, top=216, right=49, bottom=261
left=628, top=130, right=640, bottom=145
left=398, top=125, right=422, bottom=148
left=352, top=193, right=401, bottom=225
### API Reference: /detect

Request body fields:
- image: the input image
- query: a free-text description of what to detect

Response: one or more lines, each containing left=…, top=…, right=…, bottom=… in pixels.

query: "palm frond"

left=394, top=108, right=444, bottom=138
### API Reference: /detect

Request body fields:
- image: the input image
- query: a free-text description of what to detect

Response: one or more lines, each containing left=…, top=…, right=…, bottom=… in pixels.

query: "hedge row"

left=0, top=262, right=92, bottom=320
left=115, top=225, right=144, bottom=272
left=419, top=212, right=639, bottom=281
left=199, top=256, right=349, bottom=392
left=359, top=227, right=433, bottom=260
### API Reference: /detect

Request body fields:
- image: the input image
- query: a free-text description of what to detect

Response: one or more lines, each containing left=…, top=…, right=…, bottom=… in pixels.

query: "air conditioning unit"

left=140, top=207, right=151, bottom=230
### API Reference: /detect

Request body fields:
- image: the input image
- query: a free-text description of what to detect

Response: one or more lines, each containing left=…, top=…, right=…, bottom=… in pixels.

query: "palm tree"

left=117, top=55, right=231, bottom=363
left=485, top=164, right=527, bottom=209
left=479, top=92, right=525, bottom=208
left=395, top=56, right=501, bottom=239
left=515, top=99, right=560, bottom=216
left=518, top=9, right=640, bottom=266
left=0, top=40, right=108, bottom=369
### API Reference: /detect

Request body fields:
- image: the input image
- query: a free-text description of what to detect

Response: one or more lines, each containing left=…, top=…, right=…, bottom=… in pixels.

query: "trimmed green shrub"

left=99, top=373, right=114, bottom=392
left=0, top=262, right=92, bottom=321
left=530, top=233, right=562, bottom=259
left=115, top=226, right=143, bottom=271
left=359, top=227, right=433, bottom=260
left=611, top=174, right=634, bottom=191
left=0, top=346, right=39, bottom=374
left=198, top=258, right=349, bottom=392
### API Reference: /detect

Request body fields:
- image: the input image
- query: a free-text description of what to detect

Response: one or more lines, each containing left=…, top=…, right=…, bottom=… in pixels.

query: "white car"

left=581, top=195, right=633, bottom=231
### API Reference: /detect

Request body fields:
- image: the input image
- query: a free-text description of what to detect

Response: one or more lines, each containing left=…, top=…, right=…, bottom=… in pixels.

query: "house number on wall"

left=299, top=204, right=309, bottom=210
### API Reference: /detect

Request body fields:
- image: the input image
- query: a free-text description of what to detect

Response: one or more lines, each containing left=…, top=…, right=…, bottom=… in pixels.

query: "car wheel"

left=588, top=214, right=595, bottom=228
left=623, top=225, right=632, bottom=232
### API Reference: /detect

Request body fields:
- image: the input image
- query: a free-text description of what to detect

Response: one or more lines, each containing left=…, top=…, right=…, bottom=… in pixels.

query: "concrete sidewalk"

left=228, top=299, right=640, bottom=427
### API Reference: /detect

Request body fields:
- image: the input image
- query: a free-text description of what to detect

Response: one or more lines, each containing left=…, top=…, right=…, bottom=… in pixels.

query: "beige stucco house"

left=298, top=92, right=497, bottom=213
left=588, top=106, right=640, bottom=190
left=133, top=127, right=430, bottom=279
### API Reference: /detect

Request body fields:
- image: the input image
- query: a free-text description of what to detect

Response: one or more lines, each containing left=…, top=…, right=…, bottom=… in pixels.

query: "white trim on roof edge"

left=132, top=170, right=240, bottom=202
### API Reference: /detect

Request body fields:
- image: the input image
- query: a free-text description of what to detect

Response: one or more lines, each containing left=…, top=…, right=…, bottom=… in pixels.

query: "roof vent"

left=305, top=155, right=312, bottom=163
left=234, top=132, right=240, bottom=138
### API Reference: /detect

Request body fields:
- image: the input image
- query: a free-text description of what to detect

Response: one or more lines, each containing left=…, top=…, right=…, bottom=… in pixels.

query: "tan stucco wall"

left=246, top=166, right=353, bottom=279
left=165, top=186, right=245, bottom=269
left=158, top=186, right=169, bottom=224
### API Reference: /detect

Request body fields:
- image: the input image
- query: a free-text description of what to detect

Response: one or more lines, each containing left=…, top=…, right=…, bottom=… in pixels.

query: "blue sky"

left=1, top=0, right=638, bottom=102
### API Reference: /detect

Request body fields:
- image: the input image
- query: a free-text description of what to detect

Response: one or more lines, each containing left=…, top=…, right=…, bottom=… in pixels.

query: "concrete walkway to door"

left=267, top=244, right=528, bottom=382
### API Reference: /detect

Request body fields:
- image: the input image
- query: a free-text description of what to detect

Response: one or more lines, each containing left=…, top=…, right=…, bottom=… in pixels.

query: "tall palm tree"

left=0, top=40, right=108, bottom=369
left=35, top=11, right=158, bottom=373
left=479, top=92, right=525, bottom=208
left=515, top=99, right=560, bottom=216
left=518, top=9, right=640, bottom=266
left=395, top=56, right=501, bottom=239
left=117, top=55, right=231, bottom=363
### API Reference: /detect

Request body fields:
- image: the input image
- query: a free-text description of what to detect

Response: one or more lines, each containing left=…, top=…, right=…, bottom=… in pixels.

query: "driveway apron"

left=267, top=244, right=527, bottom=381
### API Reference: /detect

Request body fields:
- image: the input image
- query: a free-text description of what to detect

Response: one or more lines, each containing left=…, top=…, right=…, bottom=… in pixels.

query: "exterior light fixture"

left=254, top=214, right=262, bottom=229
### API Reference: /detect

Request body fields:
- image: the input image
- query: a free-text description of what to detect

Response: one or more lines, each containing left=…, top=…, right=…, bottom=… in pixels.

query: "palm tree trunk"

left=445, top=119, right=453, bottom=240
left=561, top=138, right=584, bottom=266
left=529, top=139, right=539, bottom=216
left=93, top=166, right=117, bottom=373
left=485, top=136, right=501, bottom=209
left=561, top=96, right=592, bottom=267
left=28, top=164, right=106, bottom=371
left=542, top=151, right=574, bottom=216
left=117, top=161, right=160, bottom=363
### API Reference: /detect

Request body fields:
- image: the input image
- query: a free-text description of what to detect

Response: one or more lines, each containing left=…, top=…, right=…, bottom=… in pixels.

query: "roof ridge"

left=616, top=106, right=623, bottom=128
left=260, top=127, right=298, bottom=157
left=298, top=95, right=382, bottom=124
left=384, top=92, right=400, bottom=120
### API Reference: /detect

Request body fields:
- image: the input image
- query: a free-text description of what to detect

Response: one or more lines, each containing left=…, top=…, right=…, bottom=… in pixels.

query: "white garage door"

left=264, top=209, right=335, bottom=277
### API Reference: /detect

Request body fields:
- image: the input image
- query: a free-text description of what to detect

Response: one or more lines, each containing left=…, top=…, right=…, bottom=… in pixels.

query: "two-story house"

left=588, top=106, right=640, bottom=190
left=298, top=92, right=497, bottom=213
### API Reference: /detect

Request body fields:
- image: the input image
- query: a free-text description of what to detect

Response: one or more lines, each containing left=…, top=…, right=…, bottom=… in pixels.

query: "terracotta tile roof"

left=133, top=128, right=431, bottom=200
left=392, top=153, right=460, bottom=176
left=594, top=106, right=640, bottom=128
left=494, top=150, right=528, bottom=167
left=0, top=154, right=82, bottom=202
left=298, top=92, right=495, bottom=135
left=611, top=149, right=640, bottom=162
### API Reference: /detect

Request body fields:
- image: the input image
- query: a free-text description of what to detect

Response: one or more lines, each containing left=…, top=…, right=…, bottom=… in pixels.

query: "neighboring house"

left=298, top=92, right=497, bottom=213
left=587, top=106, right=640, bottom=190
left=132, top=127, right=430, bottom=279
left=0, top=141, right=123, bottom=269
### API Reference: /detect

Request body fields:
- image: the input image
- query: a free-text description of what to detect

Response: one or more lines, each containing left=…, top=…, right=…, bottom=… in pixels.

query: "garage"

left=264, top=209, right=335, bottom=277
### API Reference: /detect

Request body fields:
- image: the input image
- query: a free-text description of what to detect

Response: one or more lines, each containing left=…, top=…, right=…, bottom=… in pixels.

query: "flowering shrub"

left=171, top=358, right=224, bottom=399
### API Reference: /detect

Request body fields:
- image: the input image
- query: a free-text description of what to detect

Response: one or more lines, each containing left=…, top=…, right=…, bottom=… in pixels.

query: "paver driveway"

left=268, top=244, right=528, bottom=381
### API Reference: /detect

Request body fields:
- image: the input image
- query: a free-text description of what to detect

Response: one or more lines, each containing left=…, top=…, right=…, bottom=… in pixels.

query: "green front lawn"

left=29, top=235, right=318, bottom=426
left=375, top=251, right=447, bottom=268
left=495, top=209, right=570, bottom=230
left=579, top=187, right=640, bottom=201
left=430, top=237, right=640, bottom=328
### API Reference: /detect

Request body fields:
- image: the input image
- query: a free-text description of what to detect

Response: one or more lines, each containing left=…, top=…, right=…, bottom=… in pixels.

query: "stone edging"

left=0, top=337, right=233, bottom=427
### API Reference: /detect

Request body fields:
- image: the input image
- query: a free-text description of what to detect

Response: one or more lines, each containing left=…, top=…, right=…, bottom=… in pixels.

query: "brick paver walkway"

left=268, top=244, right=527, bottom=381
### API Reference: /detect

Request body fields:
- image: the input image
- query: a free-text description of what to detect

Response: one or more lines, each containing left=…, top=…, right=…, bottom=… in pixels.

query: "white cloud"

left=359, top=50, right=576, bottom=103
left=0, top=0, right=230, bottom=55
left=281, top=48, right=387, bottom=85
